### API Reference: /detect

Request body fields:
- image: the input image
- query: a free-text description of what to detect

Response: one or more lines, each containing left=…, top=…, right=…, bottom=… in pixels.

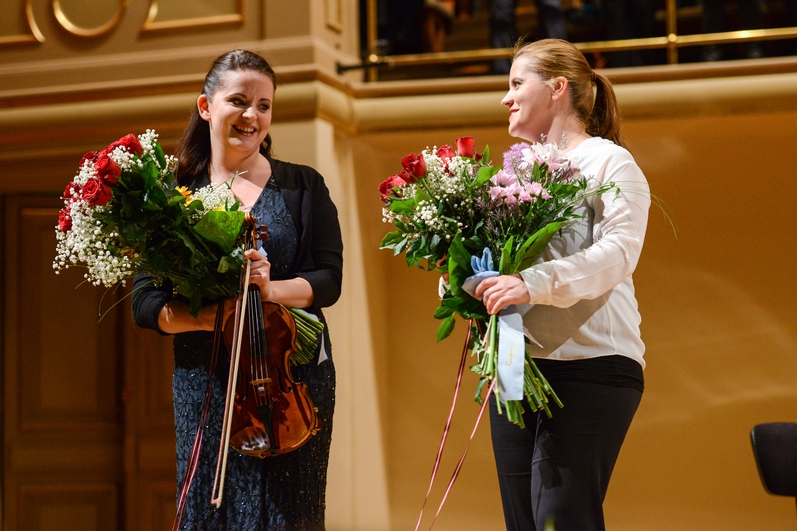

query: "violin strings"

left=248, top=289, right=263, bottom=406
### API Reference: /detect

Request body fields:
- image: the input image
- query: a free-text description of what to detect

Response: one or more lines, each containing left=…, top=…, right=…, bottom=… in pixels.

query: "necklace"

left=560, top=130, right=588, bottom=150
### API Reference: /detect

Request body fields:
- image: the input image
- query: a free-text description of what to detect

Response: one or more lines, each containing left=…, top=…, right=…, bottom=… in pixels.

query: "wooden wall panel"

left=123, top=293, right=176, bottom=530
left=3, top=196, right=124, bottom=530
left=18, top=483, right=118, bottom=531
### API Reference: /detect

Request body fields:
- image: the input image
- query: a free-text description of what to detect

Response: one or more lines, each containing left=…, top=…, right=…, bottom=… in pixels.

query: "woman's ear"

left=550, top=77, right=569, bottom=101
left=197, top=95, right=211, bottom=121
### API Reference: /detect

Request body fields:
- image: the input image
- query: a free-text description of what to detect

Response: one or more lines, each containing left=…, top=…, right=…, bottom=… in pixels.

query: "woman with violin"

left=132, top=49, right=343, bottom=530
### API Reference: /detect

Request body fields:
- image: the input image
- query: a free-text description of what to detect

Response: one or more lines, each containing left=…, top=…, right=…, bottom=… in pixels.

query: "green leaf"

left=389, top=198, right=416, bottom=216
left=217, top=255, right=233, bottom=273
left=166, top=188, right=186, bottom=206
left=447, top=234, right=473, bottom=296
left=120, top=222, right=147, bottom=243
left=473, top=377, right=489, bottom=405
left=436, top=314, right=456, bottom=342
left=148, top=253, right=167, bottom=272
left=188, top=290, right=203, bottom=318
left=441, top=293, right=488, bottom=319
left=482, top=145, right=490, bottom=165
left=379, top=230, right=404, bottom=249
left=512, top=222, right=567, bottom=273
left=141, top=160, right=159, bottom=188
left=472, top=165, right=499, bottom=189
left=394, top=235, right=410, bottom=256
left=142, top=186, right=167, bottom=211
left=433, top=304, right=454, bottom=319
left=153, top=142, right=167, bottom=169
left=193, top=210, right=246, bottom=253
left=499, top=236, right=514, bottom=275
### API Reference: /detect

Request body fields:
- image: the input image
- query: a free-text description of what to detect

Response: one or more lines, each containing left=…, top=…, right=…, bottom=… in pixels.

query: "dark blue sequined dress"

left=172, top=176, right=336, bottom=530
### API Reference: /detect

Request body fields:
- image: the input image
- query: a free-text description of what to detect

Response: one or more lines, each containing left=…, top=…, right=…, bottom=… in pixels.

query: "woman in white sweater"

left=475, top=38, right=650, bottom=531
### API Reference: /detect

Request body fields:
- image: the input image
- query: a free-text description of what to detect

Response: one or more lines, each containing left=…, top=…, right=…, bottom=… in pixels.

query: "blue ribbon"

left=462, top=248, right=525, bottom=402
left=462, top=248, right=499, bottom=299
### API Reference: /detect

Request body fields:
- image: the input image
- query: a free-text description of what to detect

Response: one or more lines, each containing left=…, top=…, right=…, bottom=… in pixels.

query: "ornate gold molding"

left=0, top=0, right=45, bottom=45
left=52, top=0, right=128, bottom=38
left=141, top=0, right=244, bottom=34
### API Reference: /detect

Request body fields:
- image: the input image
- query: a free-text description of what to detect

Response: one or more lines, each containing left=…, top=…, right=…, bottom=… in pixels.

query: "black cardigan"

left=132, top=157, right=343, bottom=333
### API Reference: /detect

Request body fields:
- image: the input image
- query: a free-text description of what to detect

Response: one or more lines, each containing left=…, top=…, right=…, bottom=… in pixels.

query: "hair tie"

left=590, top=70, right=597, bottom=83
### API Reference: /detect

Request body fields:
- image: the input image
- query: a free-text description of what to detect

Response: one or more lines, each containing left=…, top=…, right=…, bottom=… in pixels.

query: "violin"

left=210, top=213, right=321, bottom=507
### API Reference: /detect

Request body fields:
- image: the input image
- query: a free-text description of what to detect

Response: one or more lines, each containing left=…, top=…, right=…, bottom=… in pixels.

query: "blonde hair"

left=514, top=39, right=625, bottom=147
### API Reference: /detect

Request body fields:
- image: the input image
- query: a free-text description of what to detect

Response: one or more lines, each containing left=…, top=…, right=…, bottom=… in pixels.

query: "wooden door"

left=2, top=195, right=176, bottom=530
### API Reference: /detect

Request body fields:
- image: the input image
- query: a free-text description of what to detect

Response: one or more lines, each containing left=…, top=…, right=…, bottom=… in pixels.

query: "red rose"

left=79, top=150, right=99, bottom=167
left=436, top=144, right=455, bottom=161
left=401, top=153, right=426, bottom=180
left=94, top=154, right=121, bottom=185
left=455, top=137, right=475, bottom=158
left=379, top=171, right=411, bottom=203
left=109, top=134, right=143, bottom=156
left=63, top=181, right=81, bottom=199
left=58, top=208, right=72, bottom=232
left=82, top=177, right=113, bottom=205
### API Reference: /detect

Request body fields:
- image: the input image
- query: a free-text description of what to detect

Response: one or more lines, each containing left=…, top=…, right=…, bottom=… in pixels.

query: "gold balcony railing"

left=339, top=0, right=797, bottom=81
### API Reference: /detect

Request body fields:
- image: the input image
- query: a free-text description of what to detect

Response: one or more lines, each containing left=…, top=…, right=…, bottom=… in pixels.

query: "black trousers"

left=489, top=380, right=642, bottom=531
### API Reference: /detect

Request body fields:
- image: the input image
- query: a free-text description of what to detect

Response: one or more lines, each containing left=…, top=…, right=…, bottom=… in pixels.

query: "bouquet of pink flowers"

left=54, top=130, right=322, bottom=364
left=380, top=137, right=617, bottom=426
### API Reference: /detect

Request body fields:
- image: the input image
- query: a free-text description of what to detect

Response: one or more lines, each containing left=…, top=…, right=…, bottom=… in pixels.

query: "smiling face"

left=501, top=57, right=556, bottom=142
left=197, top=69, right=274, bottom=157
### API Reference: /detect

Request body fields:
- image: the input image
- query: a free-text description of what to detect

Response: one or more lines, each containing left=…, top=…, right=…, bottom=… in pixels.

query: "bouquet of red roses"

left=54, top=130, right=245, bottom=313
left=54, top=130, right=322, bottom=364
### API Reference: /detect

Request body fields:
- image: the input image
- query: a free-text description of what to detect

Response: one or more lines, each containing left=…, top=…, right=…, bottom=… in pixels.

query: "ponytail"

left=589, top=72, right=625, bottom=148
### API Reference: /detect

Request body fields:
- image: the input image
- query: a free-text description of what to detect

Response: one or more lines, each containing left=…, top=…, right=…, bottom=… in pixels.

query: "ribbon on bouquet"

left=461, top=248, right=525, bottom=402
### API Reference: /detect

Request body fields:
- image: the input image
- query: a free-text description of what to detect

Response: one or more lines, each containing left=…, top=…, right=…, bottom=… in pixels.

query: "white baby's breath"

left=53, top=130, right=170, bottom=287
left=54, top=198, right=139, bottom=286
left=192, top=182, right=236, bottom=215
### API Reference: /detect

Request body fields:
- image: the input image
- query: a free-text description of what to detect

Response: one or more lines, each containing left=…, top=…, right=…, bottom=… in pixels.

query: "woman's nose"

left=242, top=106, right=255, bottom=118
left=501, top=92, right=512, bottom=107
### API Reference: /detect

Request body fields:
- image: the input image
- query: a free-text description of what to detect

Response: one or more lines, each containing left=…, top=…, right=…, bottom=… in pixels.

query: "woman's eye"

left=259, top=105, right=270, bottom=112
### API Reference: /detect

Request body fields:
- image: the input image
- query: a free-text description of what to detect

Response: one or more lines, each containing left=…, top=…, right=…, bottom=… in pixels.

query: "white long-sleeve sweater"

left=519, top=136, right=651, bottom=368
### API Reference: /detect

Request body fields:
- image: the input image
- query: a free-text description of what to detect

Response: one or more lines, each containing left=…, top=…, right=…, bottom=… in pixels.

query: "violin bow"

left=210, top=217, right=256, bottom=508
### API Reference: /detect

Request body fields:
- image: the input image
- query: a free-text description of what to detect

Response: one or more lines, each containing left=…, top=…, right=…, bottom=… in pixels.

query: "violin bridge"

left=250, top=378, right=271, bottom=397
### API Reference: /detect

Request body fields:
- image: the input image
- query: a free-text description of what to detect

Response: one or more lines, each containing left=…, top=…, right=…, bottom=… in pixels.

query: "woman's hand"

left=243, top=248, right=315, bottom=309
left=474, top=274, right=531, bottom=315
left=245, top=248, right=273, bottom=300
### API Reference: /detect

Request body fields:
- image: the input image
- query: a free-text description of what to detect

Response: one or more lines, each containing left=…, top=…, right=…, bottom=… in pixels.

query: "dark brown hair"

left=175, top=49, right=277, bottom=183
left=514, top=38, right=625, bottom=147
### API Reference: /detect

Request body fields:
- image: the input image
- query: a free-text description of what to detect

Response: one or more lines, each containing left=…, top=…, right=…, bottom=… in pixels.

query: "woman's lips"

left=233, top=125, right=256, bottom=135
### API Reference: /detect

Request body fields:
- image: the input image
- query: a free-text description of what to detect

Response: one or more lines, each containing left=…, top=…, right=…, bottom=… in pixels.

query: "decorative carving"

left=52, top=0, right=128, bottom=38
left=0, top=0, right=45, bottom=45
left=142, top=0, right=244, bottom=34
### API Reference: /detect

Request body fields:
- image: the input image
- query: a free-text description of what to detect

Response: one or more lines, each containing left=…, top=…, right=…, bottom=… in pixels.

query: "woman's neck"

left=209, top=150, right=267, bottom=184
left=208, top=152, right=272, bottom=211
left=546, top=115, right=589, bottom=153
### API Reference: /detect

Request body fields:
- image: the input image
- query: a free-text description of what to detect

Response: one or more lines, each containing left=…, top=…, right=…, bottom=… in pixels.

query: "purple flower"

left=503, top=143, right=530, bottom=175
